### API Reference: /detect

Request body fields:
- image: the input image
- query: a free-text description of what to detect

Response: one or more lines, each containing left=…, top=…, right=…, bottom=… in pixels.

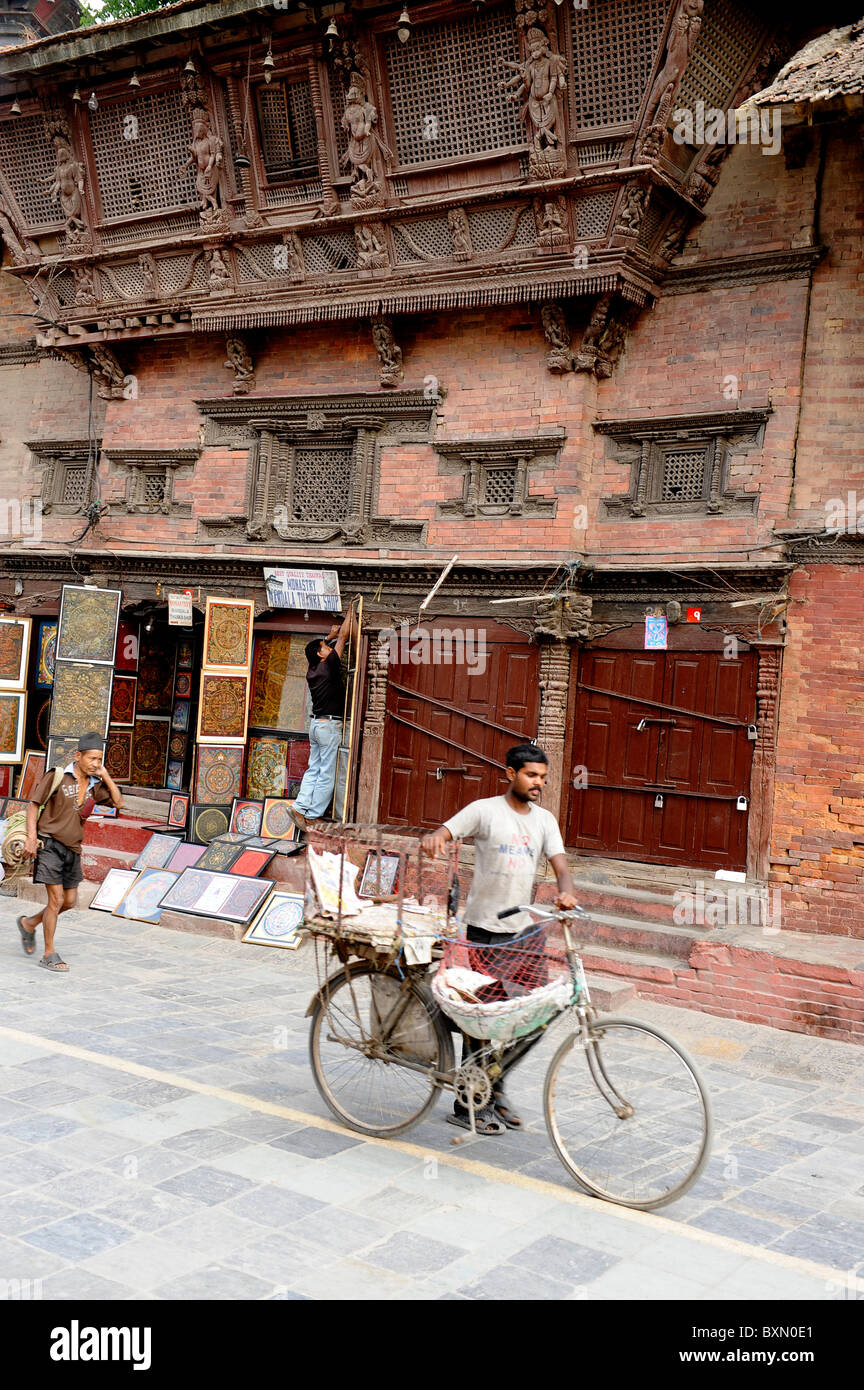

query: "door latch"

left=637, top=718, right=677, bottom=732
left=435, top=765, right=467, bottom=781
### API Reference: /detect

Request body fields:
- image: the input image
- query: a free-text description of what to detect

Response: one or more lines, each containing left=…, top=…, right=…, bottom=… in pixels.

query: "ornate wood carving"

left=541, top=301, right=575, bottom=373
left=435, top=435, right=561, bottom=520
left=501, top=20, right=568, bottom=180
left=102, top=446, right=198, bottom=516
left=356, top=221, right=389, bottom=269
left=575, top=294, right=637, bottom=378
left=44, top=105, right=91, bottom=250
left=181, top=63, right=228, bottom=230
left=448, top=209, right=473, bottom=262
left=340, top=67, right=391, bottom=211
left=224, top=337, right=255, bottom=395
left=638, top=0, right=704, bottom=158
left=370, top=316, right=403, bottom=388
left=534, top=195, right=569, bottom=254
left=207, top=247, right=232, bottom=294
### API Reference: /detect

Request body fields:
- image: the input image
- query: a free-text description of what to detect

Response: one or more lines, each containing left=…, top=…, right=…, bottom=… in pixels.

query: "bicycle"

left=307, top=903, right=712, bottom=1209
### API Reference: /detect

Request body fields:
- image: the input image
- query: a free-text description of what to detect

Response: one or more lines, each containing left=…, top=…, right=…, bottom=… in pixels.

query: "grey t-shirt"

left=444, top=796, right=566, bottom=934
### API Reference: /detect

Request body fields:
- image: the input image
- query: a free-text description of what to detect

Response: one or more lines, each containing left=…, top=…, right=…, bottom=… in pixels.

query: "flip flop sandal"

left=493, top=1097, right=524, bottom=1130
left=39, top=953, right=68, bottom=973
left=446, top=1106, right=506, bottom=1136
left=17, top=916, right=36, bottom=955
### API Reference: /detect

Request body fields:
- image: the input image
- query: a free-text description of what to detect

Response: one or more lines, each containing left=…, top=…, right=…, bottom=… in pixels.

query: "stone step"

left=18, top=876, right=100, bottom=910
left=571, top=909, right=699, bottom=960
left=80, top=843, right=141, bottom=884
left=583, top=972, right=637, bottom=1012
left=83, top=814, right=162, bottom=856
left=535, top=871, right=773, bottom=930
left=577, top=941, right=687, bottom=986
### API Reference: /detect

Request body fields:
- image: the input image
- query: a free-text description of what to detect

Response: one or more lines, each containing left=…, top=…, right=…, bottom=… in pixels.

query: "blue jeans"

left=294, top=718, right=342, bottom=820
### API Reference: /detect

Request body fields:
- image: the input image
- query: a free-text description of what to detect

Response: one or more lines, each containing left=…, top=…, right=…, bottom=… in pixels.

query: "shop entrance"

left=378, top=621, right=540, bottom=828
left=565, top=640, right=757, bottom=871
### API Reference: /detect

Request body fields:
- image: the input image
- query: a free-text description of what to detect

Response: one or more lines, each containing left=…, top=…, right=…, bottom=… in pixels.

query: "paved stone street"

left=1, top=898, right=863, bottom=1301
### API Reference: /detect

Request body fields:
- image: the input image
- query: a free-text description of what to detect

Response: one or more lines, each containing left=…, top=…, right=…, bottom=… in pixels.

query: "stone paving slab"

left=0, top=901, right=862, bottom=1300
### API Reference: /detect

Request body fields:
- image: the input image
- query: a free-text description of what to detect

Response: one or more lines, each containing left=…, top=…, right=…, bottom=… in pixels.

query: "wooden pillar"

left=537, top=638, right=570, bottom=826
left=748, top=644, right=782, bottom=880
left=356, top=642, right=388, bottom=824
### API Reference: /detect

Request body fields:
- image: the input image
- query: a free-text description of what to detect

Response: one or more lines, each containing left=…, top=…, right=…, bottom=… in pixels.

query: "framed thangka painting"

left=196, top=673, right=249, bottom=745
left=49, top=661, right=112, bottom=740
left=176, top=637, right=193, bottom=670
left=193, top=745, right=244, bottom=804
left=249, top=633, right=307, bottom=731
left=109, top=674, right=137, bottom=727
left=137, top=628, right=175, bottom=714
left=46, top=735, right=77, bottom=771
left=242, top=892, right=304, bottom=950
left=245, top=735, right=288, bottom=799
left=56, top=586, right=120, bottom=665
left=165, top=760, right=184, bottom=790
left=105, top=728, right=132, bottom=782
left=0, top=692, right=27, bottom=764
left=171, top=700, right=190, bottom=733
left=202, top=597, right=255, bottom=673
left=114, top=618, right=140, bottom=673
left=174, top=670, right=192, bottom=699
left=112, top=868, right=178, bottom=924
left=35, top=620, right=57, bottom=689
left=17, top=751, right=46, bottom=801
left=130, top=716, right=170, bottom=787
left=167, top=793, right=189, bottom=830
left=230, top=798, right=264, bottom=837
left=0, top=617, right=31, bottom=690
left=189, top=802, right=231, bottom=845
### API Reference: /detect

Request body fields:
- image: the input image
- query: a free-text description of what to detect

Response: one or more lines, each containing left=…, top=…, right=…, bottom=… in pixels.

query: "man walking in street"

left=422, top=743, right=577, bottom=1135
left=287, top=602, right=356, bottom=830
left=18, top=732, right=124, bottom=972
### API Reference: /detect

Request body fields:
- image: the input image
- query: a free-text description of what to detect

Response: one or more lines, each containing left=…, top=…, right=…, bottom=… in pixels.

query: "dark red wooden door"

left=379, top=623, right=539, bottom=828
left=567, top=647, right=757, bottom=871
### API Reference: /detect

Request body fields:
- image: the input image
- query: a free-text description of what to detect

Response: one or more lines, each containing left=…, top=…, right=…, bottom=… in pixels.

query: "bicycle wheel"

left=544, top=1015, right=712, bottom=1210
left=309, top=964, right=454, bottom=1137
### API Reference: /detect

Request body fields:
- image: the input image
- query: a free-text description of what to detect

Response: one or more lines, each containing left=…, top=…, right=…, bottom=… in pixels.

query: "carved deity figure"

left=355, top=223, right=388, bottom=269
left=536, top=198, right=569, bottom=252
left=138, top=253, right=157, bottom=296
left=541, top=302, right=575, bottom=373
left=73, top=266, right=98, bottom=307
left=615, top=184, right=647, bottom=234
left=644, top=0, right=704, bottom=128
left=185, top=112, right=224, bottom=212
left=0, top=192, right=37, bottom=262
left=224, top=337, right=255, bottom=394
left=501, top=28, right=567, bottom=166
left=340, top=73, right=391, bottom=203
left=371, top=316, right=403, bottom=387
left=46, top=143, right=87, bottom=234
left=89, top=343, right=126, bottom=399
left=208, top=247, right=231, bottom=291
left=283, top=231, right=305, bottom=282
left=448, top=208, right=472, bottom=262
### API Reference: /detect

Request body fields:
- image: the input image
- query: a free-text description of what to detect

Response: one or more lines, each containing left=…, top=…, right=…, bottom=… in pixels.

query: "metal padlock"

left=737, top=795, right=747, bottom=811
left=747, top=724, right=758, bottom=741
left=654, top=794, right=664, bottom=809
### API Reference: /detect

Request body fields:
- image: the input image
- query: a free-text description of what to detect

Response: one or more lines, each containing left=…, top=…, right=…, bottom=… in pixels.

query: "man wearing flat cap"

left=18, top=733, right=123, bottom=973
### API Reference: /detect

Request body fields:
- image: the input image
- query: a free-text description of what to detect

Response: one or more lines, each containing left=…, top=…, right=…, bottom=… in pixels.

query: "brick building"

left=0, top=1, right=862, bottom=1033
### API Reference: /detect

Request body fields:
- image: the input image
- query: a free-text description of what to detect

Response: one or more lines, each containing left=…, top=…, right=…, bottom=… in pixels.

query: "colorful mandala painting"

left=197, top=673, right=248, bottom=743
left=230, top=799, right=263, bottom=836
left=36, top=621, right=57, bottom=689
left=130, top=718, right=170, bottom=787
left=249, top=633, right=306, bottom=731
left=203, top=598, right=254, bottom=671
left=57, top=586, right=120, bottom=665
left=243, top=893, right=304, bottom=948
left=197, top=840, right=245, bottom=873
left=167, top=793, right=189, bottom=828
left=174, top=671, right=192, bottom=699
left=137, top=630, right=175, bottom=714
left=193, top=745, right=244, bottom=803
left=133, top=834, right=183, bottom=871
left=245, top=736, right=288, bottom=799
left=105, top=728, right=132, bottom=781
left=0, top=619, right=28, bottom=687
left=109, top=674, right=137, bottom=727
left=166, top=841, right=206, bottom=872
left=48, top=661, right=112, bottom=739
left=189, top=803, right=231, bottom=844
left=261, top=798, right=297, bottom=841
left=113, top=868, right=178, bottom=923
left=169, top=732, right=187, bottom=758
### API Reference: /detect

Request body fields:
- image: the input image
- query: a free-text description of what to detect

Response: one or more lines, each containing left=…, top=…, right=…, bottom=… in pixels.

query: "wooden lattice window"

left=660, top=449, right=708, bottom=502
left=289, top=447, right=353, bottom=523
left=0, top=115, right=62, bottom=226
left=256, top=80, right=319, bottom=182
left=87, top=90, right=198, bottom=219
left=483, top=466, right=517, bottom=507
left=383, top=7, right=525, bottom=167
left=570, top=0, right=669, bottom=130
left=32, top=440, right=99, bottom=516
left=677, top=0, right=766, bottom=115
left=61, top=465, right=89, bottom=505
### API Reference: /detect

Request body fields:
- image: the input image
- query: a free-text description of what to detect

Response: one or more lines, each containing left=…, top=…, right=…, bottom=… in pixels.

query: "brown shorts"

left=32, top=834, right=83, bottom=890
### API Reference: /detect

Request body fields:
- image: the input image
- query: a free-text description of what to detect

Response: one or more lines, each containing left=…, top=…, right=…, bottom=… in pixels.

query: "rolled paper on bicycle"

left=497, top=906, right=521, bottom=919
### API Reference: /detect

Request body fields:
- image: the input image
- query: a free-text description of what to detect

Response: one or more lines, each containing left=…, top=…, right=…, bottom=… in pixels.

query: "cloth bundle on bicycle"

left=431, top=923, right=576, bottom=1044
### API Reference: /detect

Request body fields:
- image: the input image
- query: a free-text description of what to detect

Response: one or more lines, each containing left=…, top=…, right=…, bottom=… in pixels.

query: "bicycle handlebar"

left=497, top=904, right=586, bottom=921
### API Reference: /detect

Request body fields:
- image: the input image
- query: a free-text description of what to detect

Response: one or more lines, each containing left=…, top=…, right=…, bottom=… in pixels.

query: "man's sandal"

left=446, top=1106, right=506, bottom=1136
left=39, top=954, right=68, bottom=973
left=493, top=1098, right=523, bottom=1130
left=17, top=916, right=36, bottom=955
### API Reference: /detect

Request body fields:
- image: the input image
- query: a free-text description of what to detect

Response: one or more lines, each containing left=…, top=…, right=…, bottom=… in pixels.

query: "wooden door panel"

left=568, top=646, right=756, bottom=870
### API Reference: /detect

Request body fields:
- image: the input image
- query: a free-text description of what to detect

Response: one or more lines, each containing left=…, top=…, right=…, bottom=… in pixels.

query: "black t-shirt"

left=307, top=648, right=345, bottom=717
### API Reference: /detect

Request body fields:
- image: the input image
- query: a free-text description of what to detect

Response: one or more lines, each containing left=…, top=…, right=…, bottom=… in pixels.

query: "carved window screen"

left=483, top=466, right=517, bottom=506
left=384, top=8, right=525, bottom=166
left=0, top=115, right=63, bottom=226
left=256, top=80, right=319, bottom=181
left=143, top=471, right=167, bottom=504
left=392, top=216, right=451, bottom=264
left=677, top=0, right=766, bottom=115
left=570, top=0, right=669, bottom=130
left=660, top=449, right=708, bottom=502
left=61, top=465, right=88, bottom=505
left=290, top=447, right=353, bottom=522
left=468, top=205, right=534, bottom=253
left=87, top=91, right=198, bottom=220
left=575, top=191, right=616, bottom=240
left=303, top=231, right=357, bottom=274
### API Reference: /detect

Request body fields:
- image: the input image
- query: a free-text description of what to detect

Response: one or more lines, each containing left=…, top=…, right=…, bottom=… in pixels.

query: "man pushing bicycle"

left=421, top=743, right=577, bottom=1136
